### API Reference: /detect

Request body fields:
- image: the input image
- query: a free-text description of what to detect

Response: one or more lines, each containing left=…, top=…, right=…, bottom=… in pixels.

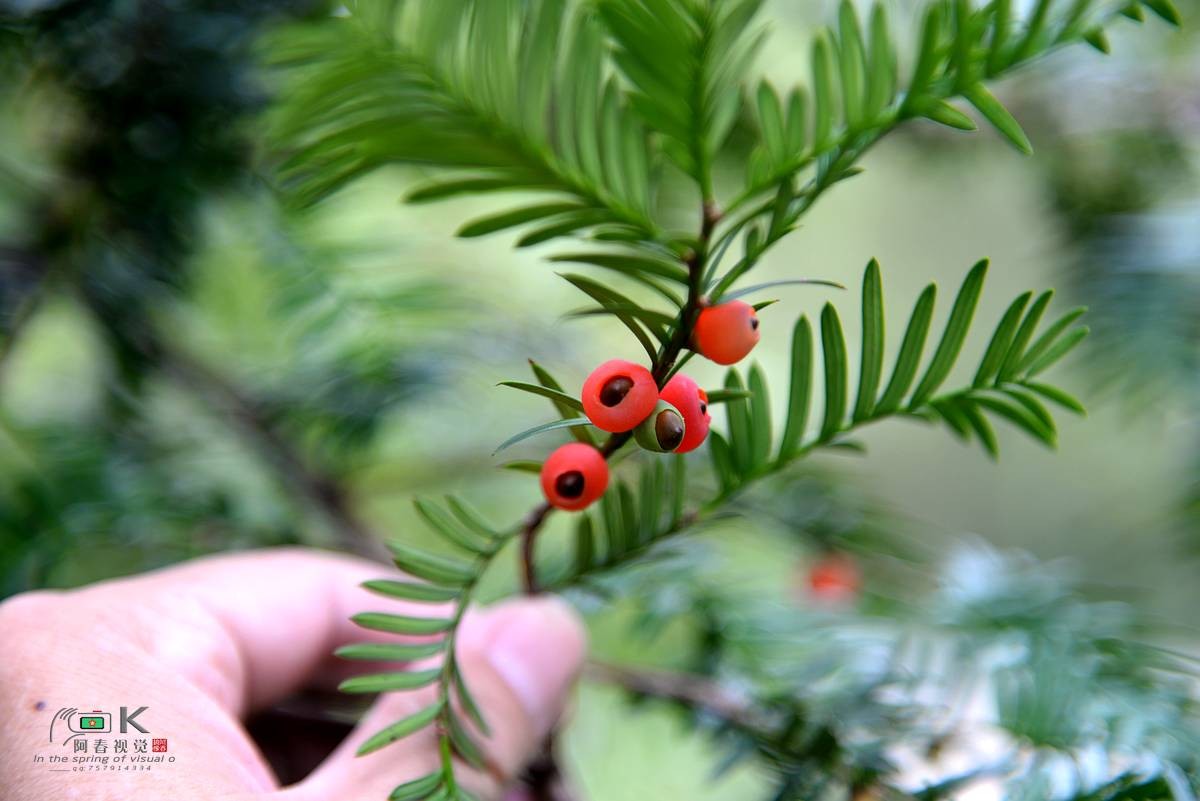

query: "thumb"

left=295, top=597, right=586, bottom=801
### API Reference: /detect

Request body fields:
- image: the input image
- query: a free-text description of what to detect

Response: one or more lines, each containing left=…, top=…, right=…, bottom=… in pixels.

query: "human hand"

left=0, top=548, right=586, bottom=801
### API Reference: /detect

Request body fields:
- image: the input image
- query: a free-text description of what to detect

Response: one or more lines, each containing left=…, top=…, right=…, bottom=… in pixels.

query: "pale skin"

left=0, top=548, right=586, bottom=801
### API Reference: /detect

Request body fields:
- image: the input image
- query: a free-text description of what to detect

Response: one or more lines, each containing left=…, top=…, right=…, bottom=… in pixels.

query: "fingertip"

left=459, top=597, right=587, bottom=736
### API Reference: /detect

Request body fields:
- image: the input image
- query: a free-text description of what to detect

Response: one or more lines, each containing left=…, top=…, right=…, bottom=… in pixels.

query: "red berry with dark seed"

left=660, top=373, right=711, bottom=454
left=581, top=359, right=658, bottom=433
left=692, top=301, right=760, bottom=365
left=540, top=443, right=609, bottom=511
left=806, top=553, right=861, bottom=604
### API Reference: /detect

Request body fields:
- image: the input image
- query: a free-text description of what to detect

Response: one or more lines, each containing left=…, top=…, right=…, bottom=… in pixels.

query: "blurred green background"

left=1, top=1, right=1197, bottom=798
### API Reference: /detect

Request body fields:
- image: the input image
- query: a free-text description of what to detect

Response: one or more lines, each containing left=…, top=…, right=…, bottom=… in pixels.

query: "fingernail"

left=485, top=597, right=586, bottom=733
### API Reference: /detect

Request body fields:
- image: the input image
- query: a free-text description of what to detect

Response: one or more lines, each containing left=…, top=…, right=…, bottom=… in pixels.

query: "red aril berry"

left=581, top=359, right=658, bottom=433
left=660, top=374, right=711, bottom=453
left=692, top=300, right=760, bottom=365
left=806, top=553, right=860, bottom=604
left=540, top=443, right=608, bottom=511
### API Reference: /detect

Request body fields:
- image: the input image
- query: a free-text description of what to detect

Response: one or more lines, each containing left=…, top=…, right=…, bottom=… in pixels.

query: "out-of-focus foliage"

left=0, top=0, right=454, bottom=591
left=1, top=0, right=308, bottom=355
left=1012, top=12, right=1200, bottom=536
left=1048, top=129, right=1199, bottom=403
left=600, top=542, right=1200, bottom=801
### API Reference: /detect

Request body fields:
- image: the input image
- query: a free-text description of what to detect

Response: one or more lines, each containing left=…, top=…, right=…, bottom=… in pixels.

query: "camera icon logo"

left=50, top=708, right=113, bottom=742
left=71, top=711, right=111, bottom=734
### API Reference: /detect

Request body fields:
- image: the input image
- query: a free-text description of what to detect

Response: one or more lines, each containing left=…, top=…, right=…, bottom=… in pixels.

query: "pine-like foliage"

left=337, top=497, right=513, bottom=799
left=592, top=545, right=1200, bottom=800
left=0, top=0, right=453, bottom=588
left=269, top=1, right=1183, bottom=799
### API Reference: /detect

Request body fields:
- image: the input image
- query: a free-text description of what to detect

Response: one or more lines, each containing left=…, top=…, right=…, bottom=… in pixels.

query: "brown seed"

left=599, top=375, right=634, bottom=407
left=655, top=410, right=685, bottom=451
left=555, top=470, right=585, bottom=499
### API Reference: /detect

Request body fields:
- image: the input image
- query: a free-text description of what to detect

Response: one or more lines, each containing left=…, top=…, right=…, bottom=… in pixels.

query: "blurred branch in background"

left=0, top=0, right=456, bottom=588
left=0, top=245, right=44, bottom=377
left=584, top=541, right=1200, bottom=801
left=1009, top=8, right=1200, bottom=538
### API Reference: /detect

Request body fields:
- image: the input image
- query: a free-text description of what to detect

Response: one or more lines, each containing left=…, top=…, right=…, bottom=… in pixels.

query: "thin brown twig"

left=516, top=202, right=721, bottom=801
left=0, top=247, right=48, bottom=385
left=584, top=660, right=776, bottom=733
left=153, top=336, right=390, bottom=563
left=518, top=201, right=720, bottom=595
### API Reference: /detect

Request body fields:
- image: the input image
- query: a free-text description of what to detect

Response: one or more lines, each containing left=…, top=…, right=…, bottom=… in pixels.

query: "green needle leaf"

left=724, top=371, right=754, bottom=475
left=998, top=290, right=1053, bottom=383
left=548, top=252, right=689, bottom=283
left=529, top=359, right=596, bottom=445
left=1002, top=387, right=1057, bottom=438
left=493, top=417, right=595, bottom=454
left=453, top=663, right=491, bottom=736
left=444, top=496, right=501, bottom=540
left=964, top=84, right=1032, bottom=154
left=719, top=278, right=845, bottom=302
left=406, top=174, right=551, bottom=203
left=837, top=0, right=866, bottom=129
left=1024, top=382, right=1086, bottom=415
left=915, top=99, right=978, bottom=131
left=865, top=4, right=896, bottom=117
left=414, top=498, right=491, bottom=554
left=351, top=612, right=456, bottom=636
left=988, top=0, right=1013, bottom=74
left=560, top=273, right=664, bottom=358
left=853, top=259, right=884, bottom=422
left=335, top=641, right=446, bottom=662
left=517, top=210, right=612, bottom=247
left=748, top=364, right=773, bottom=469
left=876, top=283, right=936, bottom=414
left=907, top=3, right=946, bottom=98
left=910, top=260, right=988, bottom=408
left=388, top=773, right=443, bottom=801
left=385, top=542, right=476, bottom=586
left=778, top=315, right=814, bottom=460
left=501, top=460, right=543, bottom=474
left=705, top=388, right=754, bottom=404
left=1024, top=327, right=1089, bottom=377
left=498, top=381, right=585, bottom=413
left=357, top=702, right=443, bottom=756
left=812, top=35, right=837, bottom=145
left=974, top=394, right=1056, bottom=447
left=1141, top=0, right=1182, bottom=25
left=448, top=710, right=487, bottom=769
left=574, top=515, right=596, bottom=576
left=708, top=430, right=738, bottom=493
left=339, top=668, right=442, bottom=694
left=1083, top=28, right=1111, bottom=53
left=959, top=399, right=999, bottom=459
left=457, top=203, right=584, bottom=238
left=1015, top=307, right=1087, bottom=375
left=563, top=305, right=676, bottom=330
left=974, top=291, right=1031, bottom=388
left=362, top=579, right=461, bottom=603
left=820, top=304, right=848, bottom=441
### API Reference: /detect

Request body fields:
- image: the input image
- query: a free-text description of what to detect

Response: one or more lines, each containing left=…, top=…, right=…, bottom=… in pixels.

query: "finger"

left=296, top=597, right=586, bottom=801
left=72, top=546, right=439, bottom=716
